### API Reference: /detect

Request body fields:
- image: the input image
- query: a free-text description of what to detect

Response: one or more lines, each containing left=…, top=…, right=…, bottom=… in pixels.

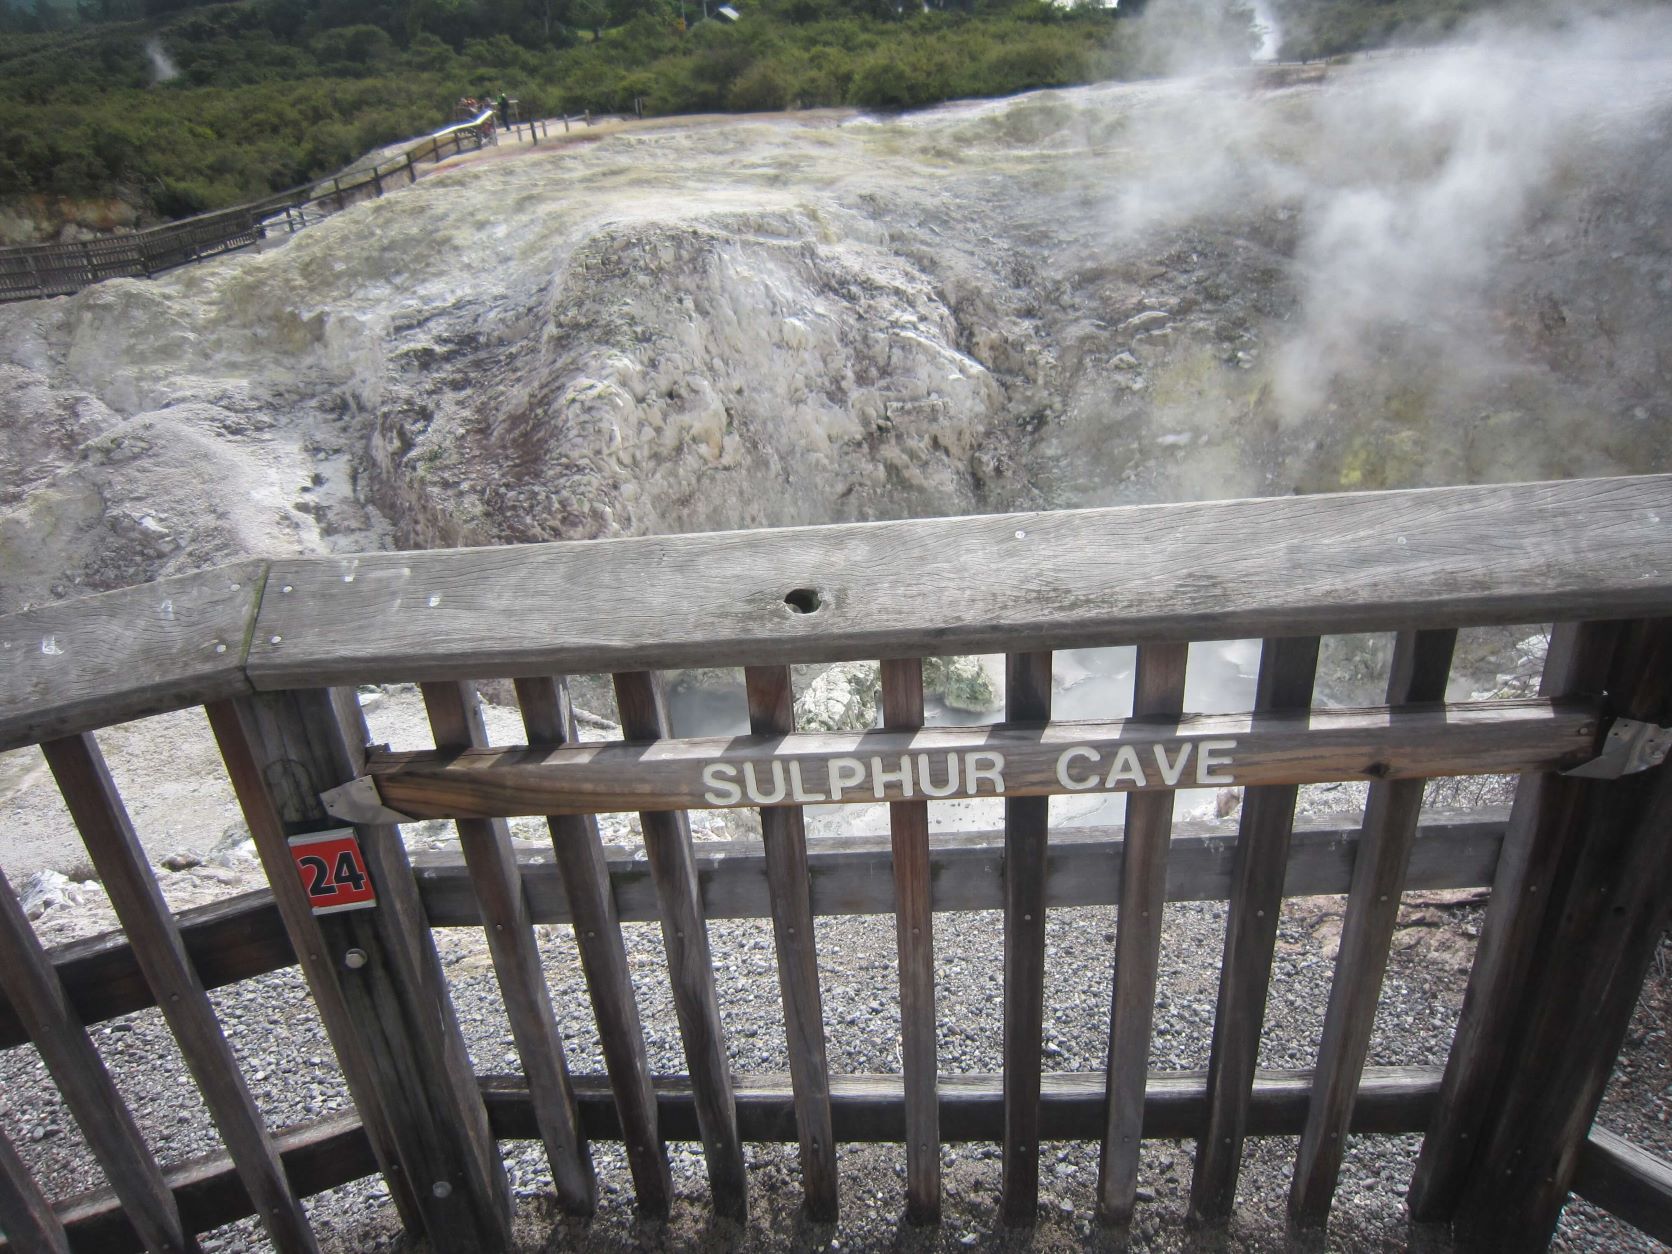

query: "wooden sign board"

left=325, top=698, right=1602, bottom=824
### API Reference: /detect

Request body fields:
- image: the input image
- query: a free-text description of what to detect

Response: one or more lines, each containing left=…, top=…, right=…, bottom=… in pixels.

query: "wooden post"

left=613, top=671, right=748, bottom=1222
left=42, top=731, right=319, bottom=1253
left=1189, top=635, right=1319, bottom=1224
left=881, top=657, right=939, bottom=1223
left=1407, top=621, right=1618, bottom=1221
left=1098, top=641, right=1189, bottom=1224
left=1449, top=619, right=1672, bottom=1250
left=1000, top=650, right=1052, bottom=1226
left=744, top=666, right=838, bottom=1221
left=514, top=676, right=673, bottom=1216
left=406, top=153, right=417, bottom=185
left=1288, top=628, right=1456, bottom=1225
left=207, top=690, right=514, bottom=1252
left=420, top=682, right=596, bottom=1216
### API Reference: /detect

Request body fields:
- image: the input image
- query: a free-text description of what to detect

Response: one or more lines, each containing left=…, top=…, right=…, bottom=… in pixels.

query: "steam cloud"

left=144, top=37, right=179, bottom=83
left=1097, top=3, right=1672, bottom=491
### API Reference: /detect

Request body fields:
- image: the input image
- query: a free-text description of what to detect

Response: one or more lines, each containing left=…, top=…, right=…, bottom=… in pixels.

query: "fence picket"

left=1097, top=641, right=1189, bottom=1223
left=513, top=675, right=673, bottom=1216
left=41, top=731, right=319, bottom=1253
left=0, top=866, right=198, bottom=1253
left=1288, top=628, right=1456, bottom=1224
left=612, top=671, right=748, bottom=1222
left=880, top=657, right=940, bottom=1223
left=0, top=1124, right=69, bottom=1253
left=1000, top=650, right=1053, bottom=1225
left=1189, top=635, right=1320, bottom=1223
left=744, top=666, right=838, bottom=1220
left=419, top=681, right=596, bottom=1215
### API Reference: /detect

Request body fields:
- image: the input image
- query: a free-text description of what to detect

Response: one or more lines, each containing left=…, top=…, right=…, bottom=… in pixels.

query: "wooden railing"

left=0, top=110, right=500, bottom=304
left=2, top=474, right=1671, bottom=1251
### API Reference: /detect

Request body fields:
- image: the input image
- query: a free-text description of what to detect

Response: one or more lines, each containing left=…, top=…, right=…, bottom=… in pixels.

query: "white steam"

left=1098, top=5, right=1672, bottom=462
left=144, top=37, right=179, bottom=84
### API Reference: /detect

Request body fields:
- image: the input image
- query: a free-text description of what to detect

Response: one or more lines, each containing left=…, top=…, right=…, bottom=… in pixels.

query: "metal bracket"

left=1561, top=717, right=1672, bottom=779
left=320, top=775, right=416, bottom=825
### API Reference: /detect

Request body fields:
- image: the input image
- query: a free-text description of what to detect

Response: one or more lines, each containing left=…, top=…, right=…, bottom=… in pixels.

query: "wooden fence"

left=1, top=474, right=1671, bottom=1250
left=0, top=110, right=507, bottom=304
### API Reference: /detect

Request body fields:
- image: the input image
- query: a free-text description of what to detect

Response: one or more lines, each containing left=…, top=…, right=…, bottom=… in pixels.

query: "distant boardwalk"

left=0, top=109, right=505, bottom=304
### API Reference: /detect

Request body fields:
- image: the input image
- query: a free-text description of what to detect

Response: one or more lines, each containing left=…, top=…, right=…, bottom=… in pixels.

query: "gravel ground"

left=0, top=679, right=1667, bottom=1252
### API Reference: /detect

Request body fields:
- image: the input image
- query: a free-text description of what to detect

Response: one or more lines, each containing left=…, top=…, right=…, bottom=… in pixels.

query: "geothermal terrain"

left=2, top=12, right=1672, bottom=1253
left=4, top=21, right=1672, bottom=609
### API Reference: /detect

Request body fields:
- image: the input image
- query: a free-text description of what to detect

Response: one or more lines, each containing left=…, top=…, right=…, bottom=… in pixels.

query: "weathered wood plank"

left=1098, top=640, right=1189, bottom=1224
left=1573, top=1127, right=1672, bottom=1248
left=1190, top=636, right=1320, bottom=1224
left=1406, top=622, right=1618, bottom=1222
left=208, top=691, right=513, bottom=1252
left=0, top=865, right=198, bottom=1254
left=514, top=675, right=672, bottom=1217
left=612, top=672, right=747, bottom=1223
left=243, top=476, right=1672, bottom=687
left=345, top=698, right=1600, bottom=821
left=880, top=657, right=939, bottom=1223
left=13, top=1066, right=1445, bottom=1254
left=420, top=682, right=596, bottom=1215
left=0, top=562, right=265, bottom=751
left=1001, top=650, right=1052, bottom=1226
left=1451, top=619, right=1672, bottom=1250
left=744, top=666, right=837, bottom=1221
left=31, top=1111, right=371, bottom=1254
left=0, top=814, right=1508, bottom=1050
left=0, top=1125, right=70, bottom=1253
left=1289, top=628, right=1456, bottom=1226
left=40, top=732, right=318, bottom=1253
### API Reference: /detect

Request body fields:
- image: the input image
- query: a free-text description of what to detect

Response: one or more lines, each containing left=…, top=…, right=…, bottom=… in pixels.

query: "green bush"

left=0, top=0, right=1297, bottom=221
left=727, top=56, right=790, bottom=109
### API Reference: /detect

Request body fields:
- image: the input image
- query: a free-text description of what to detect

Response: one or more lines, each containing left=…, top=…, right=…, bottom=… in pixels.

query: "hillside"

left=0, top=0, right=1542, bottom=235
left=0, top=0, right=1270, bottom=233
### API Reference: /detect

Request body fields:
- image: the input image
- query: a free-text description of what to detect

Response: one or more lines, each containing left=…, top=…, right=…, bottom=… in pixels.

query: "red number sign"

left=288, top=829, right=377, bottom=915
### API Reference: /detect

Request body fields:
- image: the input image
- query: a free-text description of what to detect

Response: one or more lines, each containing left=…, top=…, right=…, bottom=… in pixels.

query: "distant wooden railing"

left=1, top=475, right=1671, bottom=1251
left=0, top=110, right=501, bottom=304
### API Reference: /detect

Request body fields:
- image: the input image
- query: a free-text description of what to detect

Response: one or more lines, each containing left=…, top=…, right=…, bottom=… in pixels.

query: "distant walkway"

left=0, top=109, right=513, bottom=304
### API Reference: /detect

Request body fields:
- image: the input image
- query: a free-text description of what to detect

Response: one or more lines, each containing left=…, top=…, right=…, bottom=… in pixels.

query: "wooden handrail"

left=5, top=475, right=1672, bottom=751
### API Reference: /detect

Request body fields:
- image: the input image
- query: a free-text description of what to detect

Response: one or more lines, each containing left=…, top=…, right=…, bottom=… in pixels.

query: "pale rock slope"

left=3, top=15, right=1672, bottom=614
